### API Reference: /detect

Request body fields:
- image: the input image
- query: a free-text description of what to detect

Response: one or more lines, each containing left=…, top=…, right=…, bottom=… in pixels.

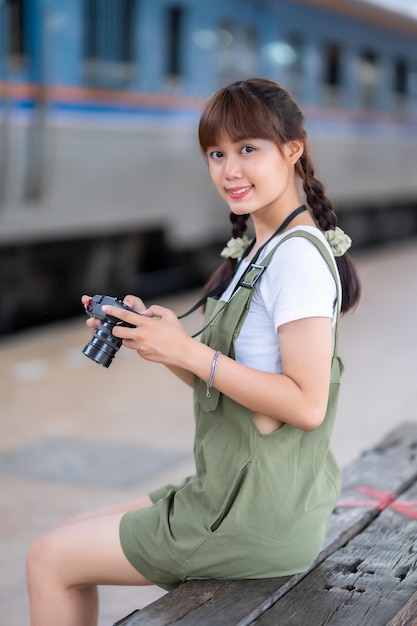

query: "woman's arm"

left=104, top=302, right=333, bottom=432
left=164, top=365, right=195, bottom=387
left=82, top=295, right=195, bottom=388
left=182, top=316, right=332, bottom=432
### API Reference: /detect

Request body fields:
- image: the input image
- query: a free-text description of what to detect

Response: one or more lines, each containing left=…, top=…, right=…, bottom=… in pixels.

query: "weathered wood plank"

left=386, top=589, right=417, bottom=626
left=114, top=423, right=417, bottom=626
left=113, top=578, right=292, bottom=626
left=251, top=479, right=417, bottom=625
left=325, top=422, right=417, bottom=551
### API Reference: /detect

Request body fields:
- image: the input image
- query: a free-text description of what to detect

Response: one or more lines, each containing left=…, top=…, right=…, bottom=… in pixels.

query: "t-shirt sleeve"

left=259, top=237, right=337, bottom=330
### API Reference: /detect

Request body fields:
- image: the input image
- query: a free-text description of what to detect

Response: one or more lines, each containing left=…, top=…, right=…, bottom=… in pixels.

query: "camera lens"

left=82, top=319, right=122, bottom=368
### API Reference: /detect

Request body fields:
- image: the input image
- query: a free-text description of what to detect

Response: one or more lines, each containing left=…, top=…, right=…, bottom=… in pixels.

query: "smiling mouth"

left=226, top=185, right=253, bottom=199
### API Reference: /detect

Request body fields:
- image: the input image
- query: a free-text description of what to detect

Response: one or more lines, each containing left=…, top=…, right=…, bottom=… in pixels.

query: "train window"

left=359, top=50, right=379, bottom=109
left=263, top=35, right=304, bottom=97
left=393, top=58, right=408, bottom=109
left=4, top=0, right=27, bottom=69
left=83, top=0, right=136, bottom=89
left=216, top=21, right=257, bottom=87
left=164, top=6, right=185, bottom=89
left=322, top=43, right=343, bottom=106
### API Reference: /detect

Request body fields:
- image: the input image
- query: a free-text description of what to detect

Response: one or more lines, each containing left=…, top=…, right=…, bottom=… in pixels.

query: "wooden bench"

left=114, top=422, right=417, bottom=626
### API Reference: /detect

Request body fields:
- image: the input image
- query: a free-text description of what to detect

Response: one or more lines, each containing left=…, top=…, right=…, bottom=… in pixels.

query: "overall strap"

left=179, top=206, right=307, bottom=322
left=191, top=229, right=342, bottom=353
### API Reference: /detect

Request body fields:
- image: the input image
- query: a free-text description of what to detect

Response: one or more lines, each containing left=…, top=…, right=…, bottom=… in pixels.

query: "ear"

left=284, top=140, right=304, bottom=165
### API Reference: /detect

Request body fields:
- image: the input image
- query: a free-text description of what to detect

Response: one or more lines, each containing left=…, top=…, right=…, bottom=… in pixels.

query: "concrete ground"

left=1, top=238, right=416, bottom=625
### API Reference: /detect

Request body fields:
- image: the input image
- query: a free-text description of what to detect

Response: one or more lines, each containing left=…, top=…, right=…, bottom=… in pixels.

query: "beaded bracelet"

left=206, top=350, right=221, bottom=398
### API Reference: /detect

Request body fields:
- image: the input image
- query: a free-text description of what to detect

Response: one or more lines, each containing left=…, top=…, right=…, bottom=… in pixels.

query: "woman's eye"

left=209, top=150, right=223, bottom=159
left=241, top=145, right=255, bottom=154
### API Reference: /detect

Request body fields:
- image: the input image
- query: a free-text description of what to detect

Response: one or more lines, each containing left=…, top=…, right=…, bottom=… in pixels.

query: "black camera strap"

left=178, top=205, right=307, bottom=338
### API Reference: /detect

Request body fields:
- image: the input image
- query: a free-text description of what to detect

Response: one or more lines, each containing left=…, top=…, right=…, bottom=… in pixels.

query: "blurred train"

left=1, top=0, right=417, bottom=335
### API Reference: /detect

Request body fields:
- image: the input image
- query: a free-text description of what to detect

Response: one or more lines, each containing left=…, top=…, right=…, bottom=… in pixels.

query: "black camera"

left=82, top=294, right=136, bottom=368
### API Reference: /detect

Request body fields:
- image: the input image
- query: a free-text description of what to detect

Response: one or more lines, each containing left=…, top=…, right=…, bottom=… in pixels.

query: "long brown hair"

left=198, top=78, right=360, bottom=313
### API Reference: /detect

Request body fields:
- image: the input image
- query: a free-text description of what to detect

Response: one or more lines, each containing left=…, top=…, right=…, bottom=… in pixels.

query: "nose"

left=224, top=154, right=242, bottom=180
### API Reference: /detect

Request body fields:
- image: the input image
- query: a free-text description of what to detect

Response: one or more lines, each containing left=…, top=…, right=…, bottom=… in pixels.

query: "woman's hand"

left=98, top=301, right=193, bottom=368
left=81, top=294, right=147, bottom=331
left=81, top=294, right=196, bottom=386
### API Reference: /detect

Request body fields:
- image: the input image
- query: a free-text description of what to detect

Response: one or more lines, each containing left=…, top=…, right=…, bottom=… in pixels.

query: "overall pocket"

left=209, top=462, right=250, bottom=532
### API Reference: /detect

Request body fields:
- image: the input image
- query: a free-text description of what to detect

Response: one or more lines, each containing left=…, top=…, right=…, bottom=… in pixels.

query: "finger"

left=102, top=305, right=142, bottom=326
left=81, top=295, right=99, bottom=329
left=122, top=294, right=146, bottom=313
left=86, top=317, right=100, bottom=329
left=142, top=305, right=175, bottom=319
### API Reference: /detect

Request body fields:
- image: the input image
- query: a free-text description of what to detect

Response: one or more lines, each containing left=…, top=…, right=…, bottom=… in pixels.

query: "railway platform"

left=1, top=238, right=417, bottom=626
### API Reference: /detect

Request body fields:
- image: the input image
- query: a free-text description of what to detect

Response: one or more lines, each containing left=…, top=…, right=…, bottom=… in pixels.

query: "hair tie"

left=220, top=235, right=251, bottom=259
left=325, top=226, right=352, bottom=257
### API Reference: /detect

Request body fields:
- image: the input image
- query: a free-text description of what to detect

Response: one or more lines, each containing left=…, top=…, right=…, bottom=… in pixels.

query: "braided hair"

left=296, top=147, right=360, bottom=311
left=198, top=78, right=360, bottom=313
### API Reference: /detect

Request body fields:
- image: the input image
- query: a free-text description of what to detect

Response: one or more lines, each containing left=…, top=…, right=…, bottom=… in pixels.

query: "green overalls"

left=119, top=231, right=343, bottom=590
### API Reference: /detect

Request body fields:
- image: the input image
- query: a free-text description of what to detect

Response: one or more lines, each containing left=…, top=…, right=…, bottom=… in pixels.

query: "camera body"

left=82, top=294, right=136, bottom=368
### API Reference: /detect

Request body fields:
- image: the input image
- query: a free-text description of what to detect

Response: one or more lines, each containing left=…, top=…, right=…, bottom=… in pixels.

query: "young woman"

left=26, top=78, right=360, bottom=625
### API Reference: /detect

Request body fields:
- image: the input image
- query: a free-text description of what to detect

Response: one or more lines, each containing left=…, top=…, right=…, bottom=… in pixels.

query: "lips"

left=226, top=185, right=253, bottom=199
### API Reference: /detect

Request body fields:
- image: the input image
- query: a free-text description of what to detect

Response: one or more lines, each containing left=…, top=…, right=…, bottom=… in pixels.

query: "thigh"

left=41, top=513, right=153, bottom=587
left=58, top=496, right=153, bottom=527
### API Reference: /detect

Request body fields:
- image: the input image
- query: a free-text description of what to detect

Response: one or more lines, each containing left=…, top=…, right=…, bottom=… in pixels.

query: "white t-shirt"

left=220, top=226, right=340, bottom=374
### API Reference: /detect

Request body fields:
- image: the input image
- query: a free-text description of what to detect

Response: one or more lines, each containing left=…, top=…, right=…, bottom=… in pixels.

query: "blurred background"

left=0, top=1, right=417, bottom=624
left=0, top=0, right=417, bottom=333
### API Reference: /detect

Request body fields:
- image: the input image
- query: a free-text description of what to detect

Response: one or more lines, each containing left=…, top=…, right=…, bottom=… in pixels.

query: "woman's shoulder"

left=260, top=225, right=339, bottom=291
left=258, top=226, right=340, bottom=324
left=259, top=225, right=341, bottom=309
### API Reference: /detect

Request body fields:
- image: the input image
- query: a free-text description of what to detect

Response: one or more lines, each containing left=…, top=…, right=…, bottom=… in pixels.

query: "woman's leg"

left=56, top=495, right=153, bottom=527
left=27, top=506, right=153, bottom=626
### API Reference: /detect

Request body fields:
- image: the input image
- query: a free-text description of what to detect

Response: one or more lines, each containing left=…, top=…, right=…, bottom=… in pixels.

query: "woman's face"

left=206, top=135, right=303, bottom=222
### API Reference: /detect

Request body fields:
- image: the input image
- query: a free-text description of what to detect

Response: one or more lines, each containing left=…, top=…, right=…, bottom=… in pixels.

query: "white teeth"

left=230, top=186, right=252, bottom=194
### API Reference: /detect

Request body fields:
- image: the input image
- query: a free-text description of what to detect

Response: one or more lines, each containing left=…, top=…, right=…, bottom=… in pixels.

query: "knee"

left=26, top=530, right=59, bottom=589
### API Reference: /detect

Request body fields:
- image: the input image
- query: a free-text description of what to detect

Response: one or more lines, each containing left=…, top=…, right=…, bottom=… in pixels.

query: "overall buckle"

left=238, top=263, right=266, bottom=289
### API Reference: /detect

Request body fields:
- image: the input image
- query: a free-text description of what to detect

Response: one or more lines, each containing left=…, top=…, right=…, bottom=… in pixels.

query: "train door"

left=0, top=0, right=47, bottom=207
left=358, top=50, right=379, bottom=109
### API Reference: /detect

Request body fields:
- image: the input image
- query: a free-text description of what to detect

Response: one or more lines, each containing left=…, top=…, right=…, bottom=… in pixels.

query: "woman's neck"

left=251, top=204, right=315, bottom=248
